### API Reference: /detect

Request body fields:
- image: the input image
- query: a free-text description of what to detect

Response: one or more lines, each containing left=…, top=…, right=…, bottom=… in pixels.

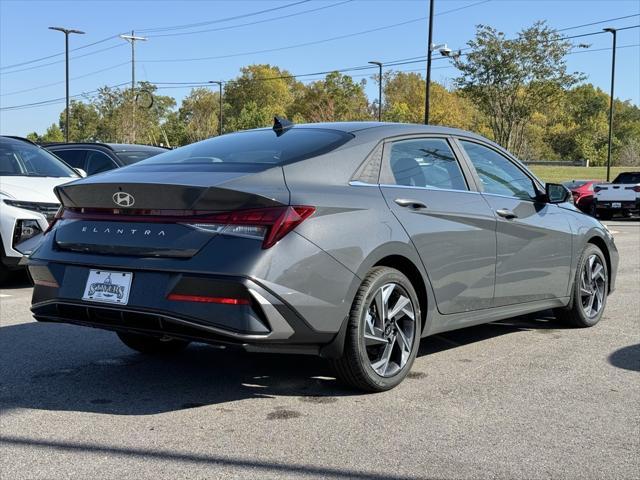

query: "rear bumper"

left=29, top=262, right=335, bottom=354
left=596, top=200, right=639, bottom=212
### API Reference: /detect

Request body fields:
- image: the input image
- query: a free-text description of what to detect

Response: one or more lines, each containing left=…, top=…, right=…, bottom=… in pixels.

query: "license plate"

left=612, top=202, right=621, bottom=208
left=82, top=269, right=132, bottom=305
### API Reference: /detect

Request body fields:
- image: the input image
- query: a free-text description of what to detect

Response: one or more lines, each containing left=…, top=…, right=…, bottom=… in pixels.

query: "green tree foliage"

left=176, top=87, right=219, bottom=143
left=28, top=123, right=64, bottom=143
left=454, top=21, right=584, bottom=156
left=59, top=100, right=100, bottom=142
left=290, top=72, right=371, bottom=122
left=223, top=64, right=300, bottom=130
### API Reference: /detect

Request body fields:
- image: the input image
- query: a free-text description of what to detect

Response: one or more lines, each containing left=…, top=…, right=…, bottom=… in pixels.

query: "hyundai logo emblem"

left=112, top=191, right=135, bottom=207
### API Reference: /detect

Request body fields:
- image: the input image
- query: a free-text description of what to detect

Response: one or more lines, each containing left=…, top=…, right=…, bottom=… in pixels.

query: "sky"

left=1, top=0, right=639, bottom=136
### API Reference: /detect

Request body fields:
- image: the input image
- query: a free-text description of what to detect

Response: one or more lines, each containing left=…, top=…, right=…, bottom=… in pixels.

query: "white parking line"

left=0, top=294, right=12, bottom=298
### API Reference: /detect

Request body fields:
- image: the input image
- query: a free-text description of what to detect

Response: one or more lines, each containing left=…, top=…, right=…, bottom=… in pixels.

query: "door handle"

left=496, top=208, right=517, bottom=219
left=395, top=198, right=427, bottom=209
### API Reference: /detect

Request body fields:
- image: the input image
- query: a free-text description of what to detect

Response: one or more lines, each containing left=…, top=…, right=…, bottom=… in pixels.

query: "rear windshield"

left=139, top=128, right=353, bottom=166
left=116, top=150, right=165, bottom=165
left=0, top=137, right=78, bottom=178
left=613, top=172, right=640, bottom=184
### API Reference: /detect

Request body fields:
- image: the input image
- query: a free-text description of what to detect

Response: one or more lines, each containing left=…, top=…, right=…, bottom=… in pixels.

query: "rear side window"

left=139, top=128, right=353, bottom=166
left=53, top=149, right=87, bottom=170
left=387, top=138, right=467, bottom=191
left=85, top=151, right=117, bottom=175
left=613, top=172, right=640, bottom=184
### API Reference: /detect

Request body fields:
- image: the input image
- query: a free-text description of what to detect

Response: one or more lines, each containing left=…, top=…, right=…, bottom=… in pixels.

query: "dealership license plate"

left=612, top=202, right=621, bottom=208
left=82, top=270, right=132, bottom=305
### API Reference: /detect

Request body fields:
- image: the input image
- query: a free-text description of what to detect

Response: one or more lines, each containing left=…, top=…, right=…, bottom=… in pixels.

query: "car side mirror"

left=75, top=168, right=87, bottom=178
left=545, top=183, right=571, bottom=204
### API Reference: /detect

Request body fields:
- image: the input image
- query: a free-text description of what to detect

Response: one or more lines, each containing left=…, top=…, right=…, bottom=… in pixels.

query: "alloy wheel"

left=580, top=254, right=606, bottom=318
left=363, top=282, right=416, bottom=377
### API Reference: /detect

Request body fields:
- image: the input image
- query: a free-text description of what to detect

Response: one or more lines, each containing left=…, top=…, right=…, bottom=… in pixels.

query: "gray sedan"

left=29, top=121, right=618, bottom=392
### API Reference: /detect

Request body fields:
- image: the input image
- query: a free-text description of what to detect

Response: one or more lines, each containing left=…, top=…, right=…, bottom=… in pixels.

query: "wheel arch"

left=586, top=235, right=612, bottom=293
left=372, top=254, right=430, bottom=333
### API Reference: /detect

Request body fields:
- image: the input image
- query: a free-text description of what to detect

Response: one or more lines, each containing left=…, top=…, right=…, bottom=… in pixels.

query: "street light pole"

left=424, top=0, right=435, bottom=124
left=120, top=31, right=147, bottom=142
left=368, top=61, right=383, bottom=121
left=604, top=27, right=617, bottom=182
left=48, top=26, right=85, bottom=143
left=209, top=81, right=223, bottom=135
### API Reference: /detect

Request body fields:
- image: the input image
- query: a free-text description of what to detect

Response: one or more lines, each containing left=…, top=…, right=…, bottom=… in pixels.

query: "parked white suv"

left=0, top=136, right=80, bottom=282
left=594, top=172, right=640, bottom=220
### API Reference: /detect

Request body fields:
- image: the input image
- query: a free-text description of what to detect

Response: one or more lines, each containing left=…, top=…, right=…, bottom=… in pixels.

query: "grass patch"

left=528, top=166, right=638, bottom=184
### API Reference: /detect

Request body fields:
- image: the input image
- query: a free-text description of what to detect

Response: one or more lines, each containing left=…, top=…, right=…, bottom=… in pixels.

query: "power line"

left=0, top=34, right=124, bottom=71
left=557, top=13, right=639, bottom=32
left=0, top=82, right=129, bottom=111
left=0, top=43, right=125, bottom=75
left=0, top=62, right=130, bottom=97
left=147, top=1, right=353, bottom=38
left=137, top=0, right=310, bottom=33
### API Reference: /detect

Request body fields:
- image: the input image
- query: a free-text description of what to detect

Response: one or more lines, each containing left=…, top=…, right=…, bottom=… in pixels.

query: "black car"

left=43, top=143, right=168, bottom=176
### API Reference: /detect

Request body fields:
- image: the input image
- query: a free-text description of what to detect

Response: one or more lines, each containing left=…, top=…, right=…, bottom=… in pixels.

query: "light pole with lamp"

left=209, top=81, right=224, bottom=135
left=48, top=26, right=85, bottom=142
left=368, top=61, right=383, bottom=122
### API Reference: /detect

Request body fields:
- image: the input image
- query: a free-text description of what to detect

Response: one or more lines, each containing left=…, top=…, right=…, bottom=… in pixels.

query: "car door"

left=379, top=136, right=497, bottom=314
left=457, top=139, right=573, bottom=307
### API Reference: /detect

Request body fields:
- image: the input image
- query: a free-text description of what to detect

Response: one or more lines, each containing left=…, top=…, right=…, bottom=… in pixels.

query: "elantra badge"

left=113, top=191, right=135, bottom=207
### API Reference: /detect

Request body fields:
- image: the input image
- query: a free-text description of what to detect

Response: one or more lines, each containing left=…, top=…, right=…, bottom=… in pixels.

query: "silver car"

left=29, top=121, right=618, bottom=391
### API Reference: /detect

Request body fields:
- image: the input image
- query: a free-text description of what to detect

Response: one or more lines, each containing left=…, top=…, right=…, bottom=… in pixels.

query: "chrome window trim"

left=378, top=183, right=482, bottom=195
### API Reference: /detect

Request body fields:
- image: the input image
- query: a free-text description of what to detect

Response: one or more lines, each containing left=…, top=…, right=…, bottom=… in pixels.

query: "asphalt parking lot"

left=0, top=220, right=638, bottom=480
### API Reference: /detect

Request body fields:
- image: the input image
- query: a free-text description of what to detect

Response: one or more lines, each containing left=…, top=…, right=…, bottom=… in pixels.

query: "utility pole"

left=120, top=31, right=147, bottom=142
left=48, top=26, right=85, bottom=142
left=209, top=81, right=224, bottom=135
left=368, top=61, right=383, bottom=122
left=424, top=0, right=435, bottom=124
left=604, top=27, right=617, bottom=182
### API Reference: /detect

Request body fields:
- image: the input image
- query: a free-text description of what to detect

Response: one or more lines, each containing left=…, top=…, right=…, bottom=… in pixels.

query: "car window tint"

left=388, top=138, right=467, bottom=191
left=613, top=172, right=640, bottom=184
left=115, top=151, right=163, bottom=165
left=0, top=138, right=77, bottom=177
left=139, top=128, right=353, bottom=166
left=52, top=149, right=87, bottom=169
left=85, top=151, right=116, bottom=175
left=461, top=141, right=537, bottom=200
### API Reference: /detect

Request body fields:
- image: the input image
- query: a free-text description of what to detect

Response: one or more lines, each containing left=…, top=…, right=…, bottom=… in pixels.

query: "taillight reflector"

left=167, top=293, right=250, bottom=305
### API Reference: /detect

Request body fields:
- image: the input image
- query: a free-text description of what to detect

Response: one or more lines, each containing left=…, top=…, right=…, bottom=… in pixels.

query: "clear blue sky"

left=1, top=0, right=639, bottom=136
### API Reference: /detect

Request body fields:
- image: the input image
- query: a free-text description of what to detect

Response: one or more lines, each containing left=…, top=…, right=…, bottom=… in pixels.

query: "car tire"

left=331, top=267, right=422, bottom=392
left=117, top=331, right=190, bottom=354
left=554, top=243, right=608, bottom=328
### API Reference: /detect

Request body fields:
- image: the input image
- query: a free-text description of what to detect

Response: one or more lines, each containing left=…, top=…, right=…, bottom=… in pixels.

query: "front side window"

left=388, top=138, right=467, bottom=191
left=0, top=137, right=77, bottom=178
left=460, top=140, right=537, bottom=201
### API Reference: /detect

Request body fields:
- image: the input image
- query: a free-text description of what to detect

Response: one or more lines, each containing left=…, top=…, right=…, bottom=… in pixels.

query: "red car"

left=562, top=180, right=598, bottom=215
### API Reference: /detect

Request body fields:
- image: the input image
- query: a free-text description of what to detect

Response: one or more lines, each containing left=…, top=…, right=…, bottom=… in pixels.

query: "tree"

left=454, top=21, right=583, bottom=156
left=224, top=64, right=301, bottom=130
left=41, top=124, right=64, bottom=142
left=60, top=100, right=99, bottom=142
left=290, top=72, right=370, bottom=122
left=177, top=87, right=219, bottom=143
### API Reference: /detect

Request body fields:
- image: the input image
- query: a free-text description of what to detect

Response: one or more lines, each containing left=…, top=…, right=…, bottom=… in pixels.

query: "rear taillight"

left=594, top=186, right=603, bottom=193
left=187, top=206, right=315, bottom=249
left=167, top=293, right=250, bottom=305
left=632, top=185, right=640, bottom=193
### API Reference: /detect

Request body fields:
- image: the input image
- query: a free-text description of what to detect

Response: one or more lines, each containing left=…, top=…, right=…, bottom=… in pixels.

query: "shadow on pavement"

left=0, top=270, right=32, bottom=290
left=0, top=311, right=564, bottom=416
left=0, top=435, right=437, bottom=480
left=608, top=343, right=640, bottom=372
